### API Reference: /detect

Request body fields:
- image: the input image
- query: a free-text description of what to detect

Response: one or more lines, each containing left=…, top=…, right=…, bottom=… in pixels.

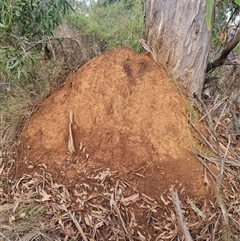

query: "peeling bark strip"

left=144, top=0, right=212, bottom=96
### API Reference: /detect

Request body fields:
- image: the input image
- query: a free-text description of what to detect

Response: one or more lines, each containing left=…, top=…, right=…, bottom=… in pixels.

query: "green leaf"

left=9, top=60, right=20, bottom=70
left=235, top=0, right=240, bottom=6
left=205, top=0, right=214, bottom=31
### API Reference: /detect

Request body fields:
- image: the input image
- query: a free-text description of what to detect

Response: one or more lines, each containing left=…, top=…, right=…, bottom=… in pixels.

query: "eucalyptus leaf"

left=0, top=23, right=6, bottom=28
left=205, top=0, right=214, bottom=31
left=235, top=0, right=240, bottom=6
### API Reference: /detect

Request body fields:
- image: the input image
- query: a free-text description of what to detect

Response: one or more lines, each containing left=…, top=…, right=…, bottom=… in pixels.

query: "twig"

left=193, top=96, right=232, bottom=240
left=186, top=116, right=218, bottom=154
left=68, top=110, right=76, bottom=154
left=0, top=231, right=11, bottom=241
left=193, top=152, right=217, bottom=179
left=136, top=160, right=154, bottom=187
left=212, top=213, right=221, bottom=241
left=214, top=100, right=228, bottom=130
left=111, top=193, right=133, bottom=241
left=230, top=102, right=240, bottom=141
left=47, top=37, right=56, bottom=62
left=69, top=212, right=88, bottom=241
left=199, top=96, right=228, bottom=122
left=215, top=135, right=231, bottom=241
left=226, top=68, right=240, bottom=96
left=195, top=95, right=218, bottom=139
left=26, top=37, right=81, bottom=52
left=170, top=188, right=193, bottom=241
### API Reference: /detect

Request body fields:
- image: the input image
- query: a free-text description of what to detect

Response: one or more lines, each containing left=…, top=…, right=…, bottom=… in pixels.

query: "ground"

left=16, top=47, right=210, bottom=203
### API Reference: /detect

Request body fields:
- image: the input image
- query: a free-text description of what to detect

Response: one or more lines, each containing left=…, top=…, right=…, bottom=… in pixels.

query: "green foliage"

left=206, top=0, right=214, bottom=31
left=210, top=0, right=240, bottom=51
left=0, top=0, right=73, bottom=41
left=0, top=0, right=74, bottom=81
left=0, top=38, right=35, bottom=83
left=0, top=0, right=75, bottom=144
left=67, top=0, right=144, bottom=51
left=235, top=0, right=240, bottom=6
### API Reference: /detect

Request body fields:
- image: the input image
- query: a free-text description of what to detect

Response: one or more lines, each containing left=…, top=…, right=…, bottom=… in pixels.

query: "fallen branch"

left=0, top=231, right=11, bottom=241
left=206, top=29, right=240, bottom=73
left=170, top=188, right=193, bottom=241
left=26, top=37, right=81, bottom=52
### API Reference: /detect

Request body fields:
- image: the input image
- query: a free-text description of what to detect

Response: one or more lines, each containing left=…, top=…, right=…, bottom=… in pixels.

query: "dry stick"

left=194, top=153, right=217, bottom=179
left=226, top=68, right=240, bottom=96
left=170, top=189, right=193, bottom=241
left=197, top=96, right=231, bottom=241
left=214, top=100, right=228, bottom=130
left=216, top=135, right=231, bottom=240
left=47, top=37, right=56, bottom=62
left=69, top=212, right=88, bottom=241
left=136, top=160, right=154, bottom=187
left=0, top=231, right=11, bottom=241
left=212, top=213, right=221, bottom=241
left=111, top=196, right=133, bottom=241
left=68, top=110, right=76, bottom=154
left=196, top=96, right=218, bottom=139
left=230, top=101, right=240, bottom=141
left=26, top=37, right=81, bottom=52
left=199, top=96, right=228, bottom=122
left=215, top=136, right=231, bottom=241
left=185, top=116, right=218, bottom=154
left=229, top=215, right=240, bottom=231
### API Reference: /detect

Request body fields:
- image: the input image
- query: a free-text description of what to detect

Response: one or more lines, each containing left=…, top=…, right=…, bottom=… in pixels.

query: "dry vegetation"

left=1, top=93, right=240, bottom=240
left=1, top=1, right=240, bottom=240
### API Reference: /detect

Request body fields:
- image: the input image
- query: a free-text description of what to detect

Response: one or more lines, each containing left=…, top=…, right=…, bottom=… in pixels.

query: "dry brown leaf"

left=162, top=231, right=177, bottom=240
left=20, top=230, right=39, bottom=241
left=219, top=27, right=227, bottom=45
left=84, top=214, right=93, bottom=227
left=94, top=221, right=103, bottom=229
left=155, top=231, right=167, bottom=239
left=160, top=194, right=170, bottom=206
left=122, top=193, right=139, bottom=206
left=19, top=212, right=26, bottom=218
left=39, top=189, right=52, bottom=202
left=137, top=230, right=147, bottom=241
left=0, top=203, right=15, bottom=212
left=8, top=215, right=15, bottom=224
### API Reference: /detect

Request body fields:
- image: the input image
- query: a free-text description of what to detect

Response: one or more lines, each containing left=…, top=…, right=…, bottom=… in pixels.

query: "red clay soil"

left=16, top=47, right=209, bottom=201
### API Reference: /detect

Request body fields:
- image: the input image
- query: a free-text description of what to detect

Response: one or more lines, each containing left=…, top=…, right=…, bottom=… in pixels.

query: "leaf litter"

left=1, top=153, right=240, bottom=241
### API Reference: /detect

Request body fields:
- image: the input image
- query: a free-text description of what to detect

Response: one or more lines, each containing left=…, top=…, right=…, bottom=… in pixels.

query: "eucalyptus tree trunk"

left=144, top=0, right=212, bottom=96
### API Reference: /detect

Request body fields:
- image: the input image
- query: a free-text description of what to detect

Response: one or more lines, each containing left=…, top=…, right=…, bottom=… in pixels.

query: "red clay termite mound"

left=17, top=47, right=209, bottom=199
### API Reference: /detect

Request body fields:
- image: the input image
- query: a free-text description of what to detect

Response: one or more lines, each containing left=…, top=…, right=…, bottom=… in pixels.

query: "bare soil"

left=16, top=47, right=210, bottom=203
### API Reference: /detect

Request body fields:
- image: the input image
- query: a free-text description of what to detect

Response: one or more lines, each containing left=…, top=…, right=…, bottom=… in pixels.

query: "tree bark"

left=144, top=0, right=212, bottom=96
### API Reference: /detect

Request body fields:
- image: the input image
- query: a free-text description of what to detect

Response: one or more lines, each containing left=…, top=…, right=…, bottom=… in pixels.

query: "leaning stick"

left=171, top=188, right=193, bottom=241
left=68, top=110, right=76, bottom=154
